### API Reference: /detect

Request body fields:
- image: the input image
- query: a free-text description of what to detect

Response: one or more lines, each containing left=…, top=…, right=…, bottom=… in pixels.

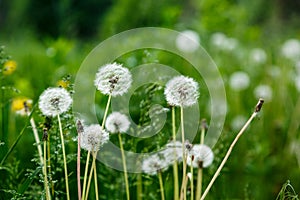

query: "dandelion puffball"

left=187, top=144, right=214, bottom=168
left=254, top=84, right=273, bottom=102
left=164, top=75, right=199, bottom=107
left=105, top=112, right=130, bottom=133
left=80, top=124, right=109, bottom=152
left=229, top=71, right=250, bottom=91
left=94, top=62, right=132, bottom=96
left=281, top=39, right=300, bottom=61
left=176, top=30, right=200, bottom=53
left=142, top=154, right=168, bottom=175
left=38, top=87, right=72, bottom=117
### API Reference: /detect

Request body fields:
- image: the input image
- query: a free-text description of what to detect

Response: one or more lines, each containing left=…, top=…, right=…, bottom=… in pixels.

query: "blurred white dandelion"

left=210, top=32, right=238, bottom=51
left=38, top=87, right=72, bottom=117
left=94, top=62, right=132, bottom=96
left=160, top=141, right=183, bottom=165
left=105, top=112, right=130, bottom=133
left=142, top=153, right=169, bottom=175
left=186, top=144, right=214, bottom=168
left=164, top=75, right=199, bottom=107
left=229, top=71, right=250, bottom=91
left=176, top=30, right=200, bottom=53
left=281, top=39, right=300, bottom=61
left=80, top=124, right=109, bottom=152
left=294, top=75, right=300, bottom=92
left=250, top=48, right=267, bottom=64
left=254, top=84, right=273, bottom=102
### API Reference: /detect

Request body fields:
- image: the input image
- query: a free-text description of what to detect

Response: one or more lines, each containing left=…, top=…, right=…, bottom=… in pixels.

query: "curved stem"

left=158, top=171, right=165, bottom=200
left=118, top=133, right=130, bottom=200
left=58, top=114, right=70, bottom=200
left=101, top=94, right=112, bottom=128
left=200, top=112, right=258, bottom=200
left=81, top=151, right=91, bottom=200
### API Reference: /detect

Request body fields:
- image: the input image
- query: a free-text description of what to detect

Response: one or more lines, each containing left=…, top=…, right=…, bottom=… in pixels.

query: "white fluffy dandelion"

left=249, top=48, right=267, bottom=64
left=281, top=39, right=300, bottom=61
left=105, top=112, right=130, bottom=133
left=229, top=71, right=250, bottom=91
left=186, top=144, right=214, bottom=168
left=164, top=75, right=199, bottom=107
left=160, top=141, right=183, bottom=165
left=254, top=84, right=273, bottom=102
left=142, top=154, right=169, bottom=175
left=94, top=62, right=132, bottom=96
left=38, top=87, right=72, bottom=117
left=176, top=30, right=200, bottom=53
left=80, top=124, right=109, bottom=152
left=210, top=32, right=238, bottom=51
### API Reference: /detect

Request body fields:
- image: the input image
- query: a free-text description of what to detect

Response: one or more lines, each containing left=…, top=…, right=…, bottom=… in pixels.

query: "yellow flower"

left=3, top=60, right=17, bottom=75
left=56, top=80, right=69, bottom=88
left=11, top=97, right=33, bottom=116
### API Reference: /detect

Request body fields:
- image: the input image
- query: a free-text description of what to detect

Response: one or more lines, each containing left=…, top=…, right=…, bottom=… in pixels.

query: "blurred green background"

left=1, top=0, right=300, bottom=199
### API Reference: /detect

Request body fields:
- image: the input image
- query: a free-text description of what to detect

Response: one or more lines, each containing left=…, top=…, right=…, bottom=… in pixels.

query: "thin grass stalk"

left=200, top=99, right=264, bottom=200
left=118, top=133, right=130, bottom=200
left=158, top=171, right=165, bottom=200
left=172, top=107, right=179, bottom=200
left=57, top=114, right=70, bottom=200
left=81, top=151, right=91, bottom=200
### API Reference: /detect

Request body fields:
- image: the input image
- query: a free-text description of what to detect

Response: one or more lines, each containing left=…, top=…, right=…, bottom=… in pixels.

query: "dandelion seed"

left=105, top=112, right=130, bottom=133
left=281, top=39, right=300, bottom=61
left=187, top=144, right=214, bottom=168
left=164, top=75, right=199, bottom=107
left=229, top=71, right=250, bottom=91
left=80, top=124, right=109, bottom=152
left=176, top=30, right=200, bottom=53
left=38, top=87, right=72, bottom=117
left=94, top=62, right=132, bottom=96
left=254, top=84, right=272, bottom=102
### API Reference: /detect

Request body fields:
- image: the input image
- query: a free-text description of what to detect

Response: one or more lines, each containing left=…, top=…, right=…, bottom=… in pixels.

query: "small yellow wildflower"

left=3, top=60, right=17, bottom=75
left=11, top=97, right=33, bottom=116
left=57, top=80, right=69, bottom=88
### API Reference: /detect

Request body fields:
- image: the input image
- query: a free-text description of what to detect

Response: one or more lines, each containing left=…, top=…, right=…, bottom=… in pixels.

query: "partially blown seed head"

left=187, top=144, right=214, bottom=168
left=105, top=112, right=131, bottom=133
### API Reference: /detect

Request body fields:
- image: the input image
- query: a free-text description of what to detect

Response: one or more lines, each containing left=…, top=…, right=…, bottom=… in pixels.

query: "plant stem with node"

left=200, top=99, right=264, bottom=200
left=172, top=107, right=179, bottom=200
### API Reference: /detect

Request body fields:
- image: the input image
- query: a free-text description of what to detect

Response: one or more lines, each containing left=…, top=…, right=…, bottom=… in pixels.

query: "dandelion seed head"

left=38, top=87, right=72, bottom=117
left=176, top=30, right=200, bottom=53
left=164, top=75, right=199, bottom=107
left=142, top=154, right=168, bottom=175
left=229, top=71, right=250, bottom=91
left=281, top=39, right=300, bottom=61
left=161, top=141, right=183, bottom=164
left=249, top=48, right=267, bottom=64
left=254, top=84, right=272, bottom=102
left=80, top=124, right=109, bottom=152
left=210, top=32, right=238, bottom=51
left=105, top=112, right=130, bottom=133
left=187, top=144, right=214, bottom=168
left=94, top=63, right=132, bottom=96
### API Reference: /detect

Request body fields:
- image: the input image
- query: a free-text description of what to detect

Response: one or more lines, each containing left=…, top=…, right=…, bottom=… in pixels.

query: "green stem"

left=191, top=165, right=194, bottom=200
left=179, top=106, right=187, bottom=200
left=158, top=171, right=165, bottom=200
left=85, top=152, right=97, bottom=200
left=47, top=137, right=54, bottom=196
left=200, top=112, right=258, bottom=200
left=101, top=94, right=112, bottom=128
left=172, top=107, right=179, bottom=200
left=29, top=117, right=43, bottom=166
left=93, top=152, right=99, bottom=200
left=137, top=173, right=142, bottom=200
left=81, top=151, right=91, bottom=200
left=57, top=114, right=70, bottom=200
left=44, top=141, right=51, bottom=200
left=196, top=121, right=206, bottom=200
left=118, top=133, right=130, bottom=200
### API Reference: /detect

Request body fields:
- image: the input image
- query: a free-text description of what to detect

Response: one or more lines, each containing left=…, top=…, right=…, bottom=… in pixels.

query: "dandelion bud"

left=94, top=62, right=132, bottom=96
left=164, top=75, right=199, bottom=107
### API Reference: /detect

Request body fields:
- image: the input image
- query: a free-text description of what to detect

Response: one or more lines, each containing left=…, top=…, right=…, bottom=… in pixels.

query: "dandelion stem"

left=81, top=151, right=91, bottom=200
left=179, top=106, right=187, bottom=200
left=158, top=171, right=165, bottom=200
left=47, top=138, right=54, bottom=196
left=191, top=164, right=194, bottom=200
left=101, top=94, right=112, bottom=128
left=85, top=152, right=97, bottom=200
left=77, top=132, right=82, bottom=200
left=172, top=107, right=179, bottom=200
left=43, top=141, right=50, bottom=200
left=200, top=99, right=264, bottom=200
left=196, top=120, right=206, bottom=200
left=93, top=152, right=99, bottom=200
left=137, top=173, right=142, bottom=200
left=118, top=133, right=130, bottom=200
left=57, top=114, right=70, bottom=200
left=29, top=117, right=43, bottom=165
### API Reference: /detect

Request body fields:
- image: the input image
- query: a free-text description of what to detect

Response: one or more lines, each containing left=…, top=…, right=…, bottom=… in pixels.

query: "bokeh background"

left=1, top=0, right=300, bottom=199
